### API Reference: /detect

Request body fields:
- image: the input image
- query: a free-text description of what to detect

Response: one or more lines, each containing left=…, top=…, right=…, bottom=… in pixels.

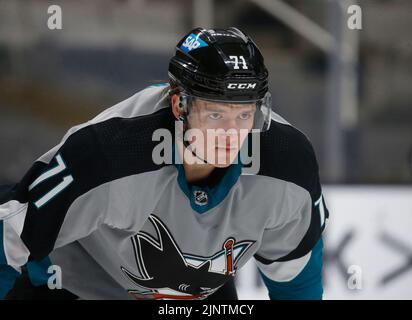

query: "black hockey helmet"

left=169, top=27, right=271, bottom=132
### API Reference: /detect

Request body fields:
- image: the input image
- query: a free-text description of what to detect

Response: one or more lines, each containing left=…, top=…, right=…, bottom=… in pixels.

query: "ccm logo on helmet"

left=227, top=83, right=257, bottom=89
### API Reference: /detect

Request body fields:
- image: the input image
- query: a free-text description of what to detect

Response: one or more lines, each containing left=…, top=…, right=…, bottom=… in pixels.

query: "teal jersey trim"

left=259, top=237, right=324, bottom=300
left=147, top=83, right=169, bottom=88
left=173, top=143, right=242, bottom=214
left=27, top=256, right=52, bottom=287
left=0, top=264, right=19, bottom=299
left=0, top=220, right=20, bottom=299
left=0, top=220, right=8, bottom=265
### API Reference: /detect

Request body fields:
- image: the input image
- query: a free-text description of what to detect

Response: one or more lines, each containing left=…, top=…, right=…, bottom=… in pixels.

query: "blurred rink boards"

left=235, top=186, right=412, bottom=300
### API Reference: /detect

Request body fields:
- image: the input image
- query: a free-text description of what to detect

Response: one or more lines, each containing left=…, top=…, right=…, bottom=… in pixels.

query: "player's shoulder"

left=261, top=111, right=317, bottom=162
left=57, top=83, right=173, bottom=152
left=42, top=84, right=174, bottom=183
left=258, top=111, right=320, bottom=198
left=90, top=83, right=171, bottom=124
left=90, top=84, right=174, bottom=143
left=87, top=84, right=174, bottom=176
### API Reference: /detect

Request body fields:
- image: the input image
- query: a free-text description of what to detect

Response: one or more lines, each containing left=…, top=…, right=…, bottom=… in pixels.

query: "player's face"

left=186, top=99, right=255, bottom=167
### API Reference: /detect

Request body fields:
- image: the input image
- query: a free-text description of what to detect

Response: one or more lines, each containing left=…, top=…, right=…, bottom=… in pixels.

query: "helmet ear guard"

left=178, top=94, right=188, bottom=113
left=177, top=93, right=189, bottom=122
left=254, top=92, right=272, bottom=132
left=168, top=85, right=187, bottom=122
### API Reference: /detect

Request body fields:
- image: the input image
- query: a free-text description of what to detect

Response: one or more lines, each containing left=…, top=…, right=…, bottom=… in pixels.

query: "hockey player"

left=0, top=27, right=328, bottom=300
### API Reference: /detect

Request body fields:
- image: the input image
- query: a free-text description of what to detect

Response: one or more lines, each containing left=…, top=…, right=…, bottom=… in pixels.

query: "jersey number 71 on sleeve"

left=29, top=154, right=74, bottom=209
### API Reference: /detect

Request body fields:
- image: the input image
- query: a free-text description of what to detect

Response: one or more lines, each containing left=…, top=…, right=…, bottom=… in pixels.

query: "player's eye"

left=208, top=113, right=222, bottom=120
left=238, top=112, right=252, bottom=120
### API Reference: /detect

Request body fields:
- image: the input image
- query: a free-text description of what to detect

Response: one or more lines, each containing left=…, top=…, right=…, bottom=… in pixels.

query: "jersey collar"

left=172, top=143, right=242, bottom=214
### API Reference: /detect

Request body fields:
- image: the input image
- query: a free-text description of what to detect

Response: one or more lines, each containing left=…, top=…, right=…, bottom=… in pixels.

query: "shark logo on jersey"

left=121, top=214, right=254, bottom=300
left=180, top=33, right=208, bottom=53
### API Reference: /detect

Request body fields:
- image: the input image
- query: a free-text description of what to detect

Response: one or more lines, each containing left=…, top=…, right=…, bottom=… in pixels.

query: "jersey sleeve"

left=254, top=132, right=329, bottom=300
left=0, top=122, right=111, bottom=298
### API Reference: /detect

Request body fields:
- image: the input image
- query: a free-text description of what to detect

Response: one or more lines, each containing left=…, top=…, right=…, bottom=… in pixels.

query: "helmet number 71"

left=229, top=55, right=248, bottom=70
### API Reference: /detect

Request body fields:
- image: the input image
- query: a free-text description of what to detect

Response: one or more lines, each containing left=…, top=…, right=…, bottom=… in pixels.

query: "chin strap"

left=171, top=87, right=209, bottom=165
left=179, top=118, right=209, bottom=165
left=182, top=137, right=209, bottom=165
